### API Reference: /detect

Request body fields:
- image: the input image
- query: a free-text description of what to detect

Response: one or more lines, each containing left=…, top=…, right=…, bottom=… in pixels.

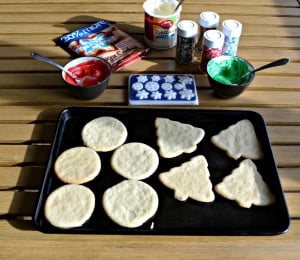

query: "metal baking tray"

left=33, top=107, right=290, bottom=235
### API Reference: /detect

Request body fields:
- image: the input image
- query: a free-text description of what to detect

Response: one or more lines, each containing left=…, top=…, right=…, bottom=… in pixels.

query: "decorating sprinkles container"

left=199, top=30, right=224, bottom=74
left=175, top=20, right=198, bottom=64
left=128, top=74, right=198, bottom=105
left=143, top=0, right=182, bottom=49
left=196, top=11, right=219, bottom=52
left=221, top=19, right=242, bottom=56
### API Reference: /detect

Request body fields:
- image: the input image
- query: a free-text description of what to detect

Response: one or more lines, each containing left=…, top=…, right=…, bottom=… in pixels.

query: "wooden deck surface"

left=0, top=0, right=299, bottom=259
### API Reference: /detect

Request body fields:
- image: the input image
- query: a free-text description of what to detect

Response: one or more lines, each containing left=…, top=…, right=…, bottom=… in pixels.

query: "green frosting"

left=207, top=58, right=250, bottom=85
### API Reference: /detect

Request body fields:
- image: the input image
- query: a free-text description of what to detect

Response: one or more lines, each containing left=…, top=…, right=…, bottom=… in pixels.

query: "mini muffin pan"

left=33, top=107, right=290, bottom=235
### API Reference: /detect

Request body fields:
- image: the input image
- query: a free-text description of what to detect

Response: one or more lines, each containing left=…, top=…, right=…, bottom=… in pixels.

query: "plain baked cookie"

left=54, top=146, right=101, bottom=184
left=211, top=119, right=263, bottom=160
left=44, top=184, right=95, bottom=229
left=159, top=155, right=215, bottom=203
left=215, top=159, right=275, bottom=208
left=102, top=180, right=159, bottom=228
left=155, top=117, right=205, bottom=158
left=111, top=142, right=159, bottom=180
left=81, top=116, right=127, bottom=152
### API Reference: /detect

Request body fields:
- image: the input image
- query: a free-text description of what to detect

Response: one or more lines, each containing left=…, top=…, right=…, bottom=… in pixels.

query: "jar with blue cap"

left=175, top=20, right=198, bottom=64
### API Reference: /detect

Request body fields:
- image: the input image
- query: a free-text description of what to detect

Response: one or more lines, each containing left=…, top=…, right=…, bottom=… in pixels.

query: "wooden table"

left=1, top=0, right=299, bottom=258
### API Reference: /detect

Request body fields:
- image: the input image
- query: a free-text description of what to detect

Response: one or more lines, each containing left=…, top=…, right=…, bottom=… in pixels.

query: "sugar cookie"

left=54, top=146, right=101, bottom=184
left=159, top=155, right=215, bottom=202
left=102, top=180, right=159, bottom=228
left=215, top=159, right=275, bottom=208
left=155, top=117, right=205, bottom=158
left=82, top=116, right=127, bottom=152
left=211, top=119, right=263, bottom=160
left=44, top=184, right=95, bottom=229
left=111, top=142, right=159, bottom=180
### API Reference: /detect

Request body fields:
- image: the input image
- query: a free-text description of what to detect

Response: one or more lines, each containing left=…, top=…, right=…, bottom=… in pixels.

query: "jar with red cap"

left=175, top=20, right=198, bottom=64
left=196, top=11, right=219, bottom=52
left=199, top=30, right=224, bottom=74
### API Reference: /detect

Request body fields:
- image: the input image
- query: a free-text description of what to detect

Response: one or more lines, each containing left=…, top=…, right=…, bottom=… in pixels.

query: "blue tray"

left=129, top=74, right=199, bottom=105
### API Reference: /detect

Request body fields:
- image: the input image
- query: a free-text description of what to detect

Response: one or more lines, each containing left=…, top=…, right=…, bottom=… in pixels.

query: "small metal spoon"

left=234, top=58, right=290, bottom=84
left=31, top=52, right=98, bottom=86
left=31, top=52, right=75, bottom=79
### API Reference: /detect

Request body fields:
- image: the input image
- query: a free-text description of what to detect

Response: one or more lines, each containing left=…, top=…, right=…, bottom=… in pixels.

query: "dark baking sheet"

left=33, top=107, right=290, bottom=235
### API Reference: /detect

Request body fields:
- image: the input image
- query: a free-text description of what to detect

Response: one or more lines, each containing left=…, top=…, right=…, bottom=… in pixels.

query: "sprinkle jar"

left=196, top=11, right=219, bottom=52
left=199, top=30, right=224, bottom=74
left=175, top=20, right=198, bottom=64
left=221, top=19, right=242, bottom=56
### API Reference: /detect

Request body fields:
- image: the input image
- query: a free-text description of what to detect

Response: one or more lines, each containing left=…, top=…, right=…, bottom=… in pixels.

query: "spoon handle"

left=235, top=58, right=290, bottom=84
left=174, top=0, right=184, bottom=13
left=253, top=58, right=290, bottom=74
left=31, top=52, right=65, bottom=71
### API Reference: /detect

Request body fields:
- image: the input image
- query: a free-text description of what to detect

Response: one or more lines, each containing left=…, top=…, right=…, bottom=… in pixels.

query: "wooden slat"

left=0, top=0, right=298, bottom=7
left=268, top=126, right=300, bottom=144
left=286, top=193, right=300, bottom=218
left=1, top=13, right=300, bottom=26
left=0, top=3, right=298, bottom=15
left=272, top=146, right=300, bottom=167
left=0, top=166, right=44, bottom=189
left=0, top=106, right=62, bottom=123
left=0, top=191, right=38, bottom=215
left=279, top=168, right=300, bottom=191
left=0, top=106, right=300, bottom=124
left=0, top=124, right=55, bottom=143
left=0, top=144, right=50, bottom=166
left=0, top=219, right=298, bottom=259
left=1, top=89, right=300, bottom=108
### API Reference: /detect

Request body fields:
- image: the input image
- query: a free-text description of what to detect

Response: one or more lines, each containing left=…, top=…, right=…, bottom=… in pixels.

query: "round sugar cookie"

left=111, top=142, right=159, bottom=180
left=102, top=180, right=159, bottom=228
left=44, top=184, right=95, bottom=229
left=54, top=146, right=101, bottom=184
left=81, top=116, right=127, bottom=152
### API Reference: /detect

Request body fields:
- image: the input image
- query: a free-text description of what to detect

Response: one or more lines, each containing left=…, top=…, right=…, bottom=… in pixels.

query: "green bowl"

left=207, top=56, right=255, bottom=98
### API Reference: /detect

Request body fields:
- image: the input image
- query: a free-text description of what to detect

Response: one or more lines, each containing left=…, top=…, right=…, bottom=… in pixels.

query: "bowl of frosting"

left=207, top=55, right=255, bottom=98
left=62, top=57, right=112, bottom=100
